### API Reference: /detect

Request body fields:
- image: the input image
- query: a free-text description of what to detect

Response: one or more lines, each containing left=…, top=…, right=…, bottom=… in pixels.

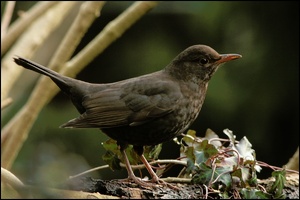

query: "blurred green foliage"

left=2, top=1, right=298, bottom=185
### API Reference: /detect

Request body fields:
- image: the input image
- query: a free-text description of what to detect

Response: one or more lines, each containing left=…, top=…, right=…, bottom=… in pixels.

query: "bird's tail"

left=14, top=56, right=95, bottom=114
left=14, top=56, right=72, bottom=93
left=14, top=56, right=67, bottom=84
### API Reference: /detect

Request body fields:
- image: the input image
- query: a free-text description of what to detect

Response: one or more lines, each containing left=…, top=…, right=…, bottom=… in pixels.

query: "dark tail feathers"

left=14, top=56, right=68, bottom=87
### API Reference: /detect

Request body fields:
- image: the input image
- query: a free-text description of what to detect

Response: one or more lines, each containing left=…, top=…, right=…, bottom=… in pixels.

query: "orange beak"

left=217, top=54, right=242, bottom=64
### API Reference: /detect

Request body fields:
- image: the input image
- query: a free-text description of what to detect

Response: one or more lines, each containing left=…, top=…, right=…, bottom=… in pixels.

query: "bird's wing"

left=60, top=80, right=182, bottom=128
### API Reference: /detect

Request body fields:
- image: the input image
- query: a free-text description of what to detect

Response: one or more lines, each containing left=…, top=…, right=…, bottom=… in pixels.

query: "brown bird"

left=14, top=45, right=241, bottom=187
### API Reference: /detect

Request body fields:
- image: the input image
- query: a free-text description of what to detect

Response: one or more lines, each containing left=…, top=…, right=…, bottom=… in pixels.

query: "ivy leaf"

left=144, top=144, right=162, bottom=160
left=102, top=150, right=122, bottom=170
left=124, top=146, right=140, bottom=165
left=183, top=129, right=197, bottom=145
left=218, top=156, right=237, bottom=170
left=197, top=139, right=219, bottom=161
left=234, top=136, right=255, bottom=161
left=213, top=166, right=233, bottom=189
left=101, top=139, right=120, bottom=155
left=192, top=163, right=232, bottom=189
left=101, top=139, right=122, bottom=170
left=181, top=139, right=218, bottom=175
left=223, top=128, right=236, bottom=146
left=183, top=146, right=196, bottom=174
left=101, top=139, right=138, bottom=168
left=231, top=167, right=253, bottom=187
left=191, top=162, right=212, bottom=185
left=194, top=149, right=206, bottom=166
left=234, top=136, right=262, bottom=173
left=203, top=128, right=222, bottom=148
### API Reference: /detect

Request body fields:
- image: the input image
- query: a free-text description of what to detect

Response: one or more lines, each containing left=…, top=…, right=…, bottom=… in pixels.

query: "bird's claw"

left=154, top=179, right=179, bottom=190
left=119, top=176, right=179, bottom=190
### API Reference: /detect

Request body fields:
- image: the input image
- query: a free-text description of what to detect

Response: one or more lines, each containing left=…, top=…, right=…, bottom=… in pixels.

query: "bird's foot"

left=119, top=176, right=156, bottom=188
left=152, top=178, right=179, bottom=190
left=119, top=175, right=178, bottom=190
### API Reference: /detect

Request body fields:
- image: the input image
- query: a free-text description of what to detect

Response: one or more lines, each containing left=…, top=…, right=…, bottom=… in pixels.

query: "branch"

left=1, top=1, right=58, bottom=55
left=1, top=1, right=16, bottom=41
left=1, top=1, right=77, bottom=101
left=1, top=167, right=116, bottom=199
left=69, top=159, right=186, bottom=179
left=1, top=1, right=78, bottom=169
left=1, top=97, right=13, bottom=110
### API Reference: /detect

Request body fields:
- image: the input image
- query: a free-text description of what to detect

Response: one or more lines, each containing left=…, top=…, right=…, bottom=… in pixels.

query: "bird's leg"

left=133, top=145, right=160, bottom=182
left=121, top=149, right=153, bottom=187
left=139, top=154, right=160, bottom=182
left=139, top=153, right=179, bottom=190
left=120, top=145, right=178, bottom=189
left=133, top=146, right=179, bottom=190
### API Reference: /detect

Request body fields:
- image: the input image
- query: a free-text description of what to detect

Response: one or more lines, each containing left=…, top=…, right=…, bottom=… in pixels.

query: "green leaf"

left=213, top=166, right=233, bottom=189
left=192, top=163, right=232, bottom=189
left=101, top=139, right=139, bottom=167
left=183, top=146, right=196, bottom=173
left=194, top=149, right=206, bottom=165
left=270, top=170, right=286, bottom=198
left=101, top=139, right=120, bottom=155
left=182, top=129, right=197, bottom=145
left=231, top=167, right=252, bottom=187
left=191, top=162, right=212, bottom=185
left=180, top=139, right=218, bottom=175
left=195, top=139, right=218, bottom=161
left=144, top=144, right=162, bottom=160
left=124, top=146, right=140, bottom=165
left=254, top=190, right=272, bottom=199
left=101, top=139, right=123, bottom=170
left=247, top=173, right=258, bottom=186
left=102, top=150, right=122, bottom=170
left=240, top=188, right=271, bottom=199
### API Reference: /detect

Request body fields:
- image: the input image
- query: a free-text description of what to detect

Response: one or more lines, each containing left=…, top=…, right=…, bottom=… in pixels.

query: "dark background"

left=2, top=1, right=299, bottom=186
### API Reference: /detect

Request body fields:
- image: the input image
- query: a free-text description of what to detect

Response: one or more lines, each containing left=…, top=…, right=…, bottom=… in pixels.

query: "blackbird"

left=13, top=44, right=241, bottom=187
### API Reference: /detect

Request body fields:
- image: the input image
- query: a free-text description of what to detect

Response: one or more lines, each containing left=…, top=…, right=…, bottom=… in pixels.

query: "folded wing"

left=60, top=80, right=181, bottom=128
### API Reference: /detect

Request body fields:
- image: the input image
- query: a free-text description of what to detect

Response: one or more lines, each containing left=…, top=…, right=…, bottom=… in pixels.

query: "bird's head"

left=166, top=45, right=242, bottom=83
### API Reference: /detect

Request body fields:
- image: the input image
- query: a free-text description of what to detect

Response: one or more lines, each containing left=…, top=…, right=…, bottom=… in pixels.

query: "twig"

left=257, top=161, right=299, bottom=174
left=1, top=167, right=24, bottom=192
left=1, top=97, right=13, bottom=110
left=69, top=159, right=186, bottom=179
left=1, top=97, right=13, bottom=144
left=1, top=1, right=16, bottom=41
left=160, top=177, right=191, bottom=183
left=69, top=164, right=110, bottom=179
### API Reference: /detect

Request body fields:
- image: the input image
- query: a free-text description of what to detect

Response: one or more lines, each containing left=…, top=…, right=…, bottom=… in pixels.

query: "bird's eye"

left=200, top=58, right=208, bottom=65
